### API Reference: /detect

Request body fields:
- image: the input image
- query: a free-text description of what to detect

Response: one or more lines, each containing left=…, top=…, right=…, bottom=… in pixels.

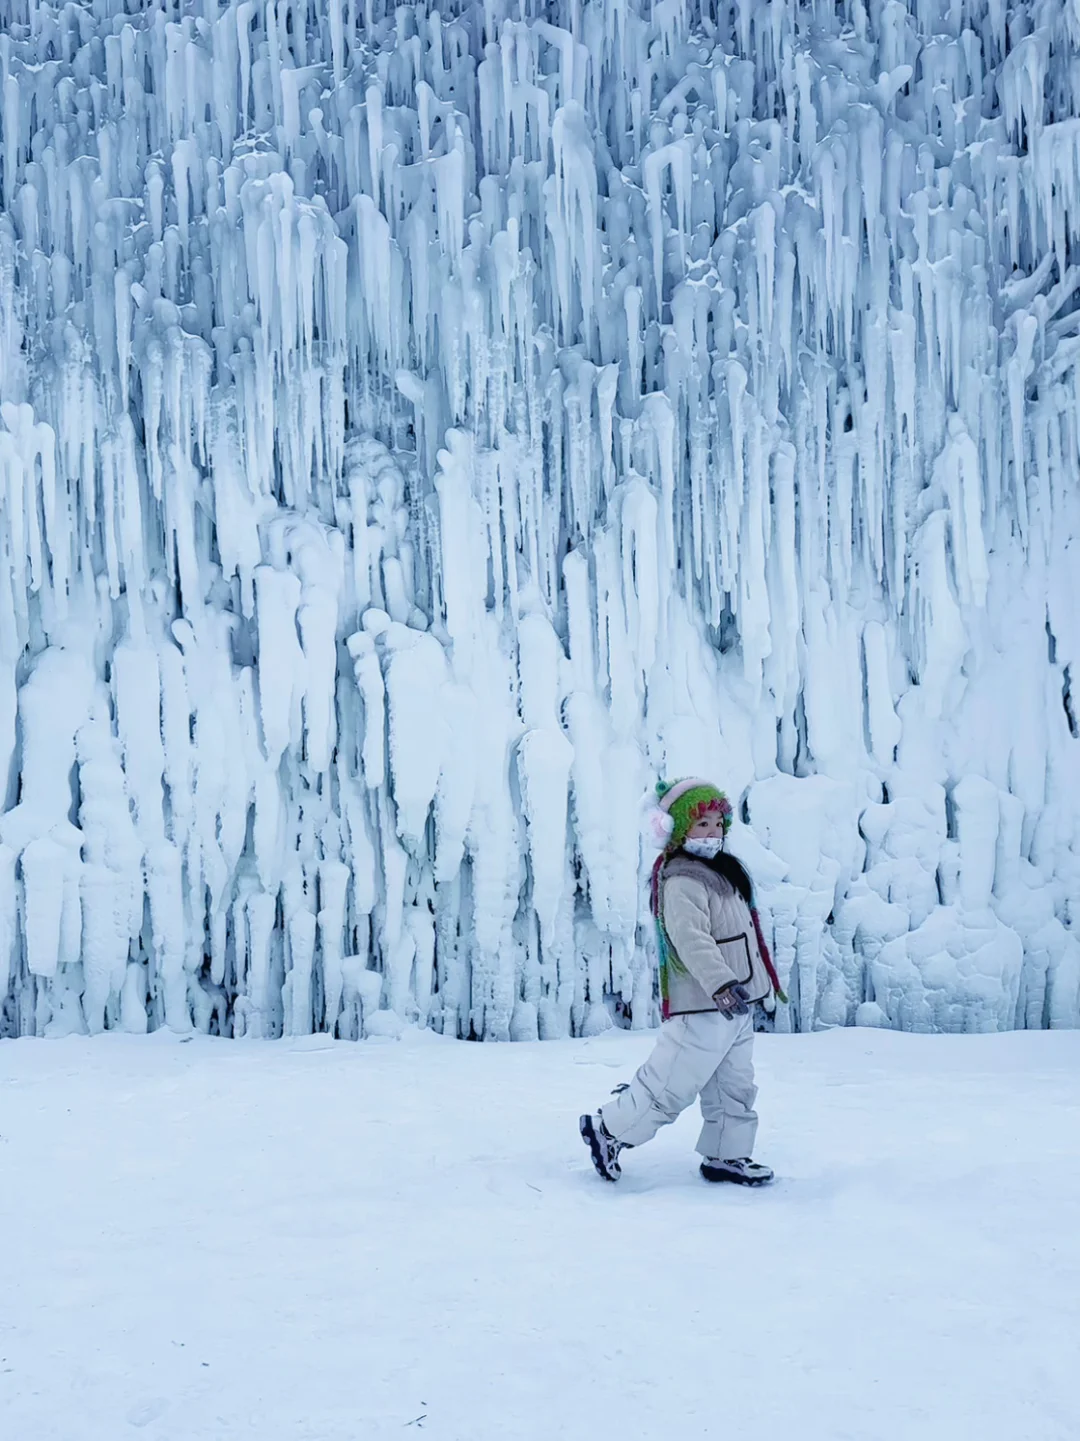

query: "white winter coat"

left=659, top=854, right=773, bottom=1016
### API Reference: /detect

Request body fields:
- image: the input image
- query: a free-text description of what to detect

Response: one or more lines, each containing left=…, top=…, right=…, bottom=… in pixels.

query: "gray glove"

left=715, top=984, right=751, bottom=1019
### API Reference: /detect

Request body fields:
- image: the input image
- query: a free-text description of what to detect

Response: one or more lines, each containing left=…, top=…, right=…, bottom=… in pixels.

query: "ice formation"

left=1, top=0, right=1079, bottom=1040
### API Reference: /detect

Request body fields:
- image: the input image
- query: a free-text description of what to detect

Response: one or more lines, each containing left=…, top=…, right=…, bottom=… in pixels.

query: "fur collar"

left=662, top=852, right=736, bottom=900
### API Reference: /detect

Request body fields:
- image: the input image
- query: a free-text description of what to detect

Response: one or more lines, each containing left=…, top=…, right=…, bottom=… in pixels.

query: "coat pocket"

left=713, top=933, right=752, bottom=991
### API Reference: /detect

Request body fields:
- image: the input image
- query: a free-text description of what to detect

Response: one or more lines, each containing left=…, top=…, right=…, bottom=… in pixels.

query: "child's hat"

left=644, top=778, right=734, bottom=851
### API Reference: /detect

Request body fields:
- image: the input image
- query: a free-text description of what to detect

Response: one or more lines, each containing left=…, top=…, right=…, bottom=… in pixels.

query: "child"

left=579, top=778, right=784, bottom=1186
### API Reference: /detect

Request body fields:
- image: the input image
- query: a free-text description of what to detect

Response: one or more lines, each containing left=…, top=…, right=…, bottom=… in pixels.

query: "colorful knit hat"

left=647, top=778, right=734, bottom=852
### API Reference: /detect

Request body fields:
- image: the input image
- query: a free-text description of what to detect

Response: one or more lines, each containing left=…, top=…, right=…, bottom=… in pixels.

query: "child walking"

left=580, top=779, right=785, bottom=1186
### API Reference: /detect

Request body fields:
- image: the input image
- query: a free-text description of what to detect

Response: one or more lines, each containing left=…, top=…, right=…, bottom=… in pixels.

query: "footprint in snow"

left=126, top=1398, right=168, bottom=1428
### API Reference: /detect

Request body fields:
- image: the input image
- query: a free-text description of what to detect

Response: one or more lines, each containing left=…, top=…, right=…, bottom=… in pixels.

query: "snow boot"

left=700, top=1156, right=774, bottom=1187
left=579, top=1114, right=626, bottom=1182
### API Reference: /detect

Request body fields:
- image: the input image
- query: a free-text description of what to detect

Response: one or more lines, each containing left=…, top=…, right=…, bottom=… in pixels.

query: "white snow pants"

left=599, top=1010, right=758, bottom=1161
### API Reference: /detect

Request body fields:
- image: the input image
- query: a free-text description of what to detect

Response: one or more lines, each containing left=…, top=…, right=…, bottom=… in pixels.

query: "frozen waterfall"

left=1, top=0, right=1079, bottom=1040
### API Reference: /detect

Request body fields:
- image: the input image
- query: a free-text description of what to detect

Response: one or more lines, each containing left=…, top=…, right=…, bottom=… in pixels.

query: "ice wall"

left=1, top=0, right=1078, bottom=1040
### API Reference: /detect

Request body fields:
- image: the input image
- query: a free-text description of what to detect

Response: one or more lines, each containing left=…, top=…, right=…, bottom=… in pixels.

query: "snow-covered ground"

left=3, top=1029, right=1077, bottom=1441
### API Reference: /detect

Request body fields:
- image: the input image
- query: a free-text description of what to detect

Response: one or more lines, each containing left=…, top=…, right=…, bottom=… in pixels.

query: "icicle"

left=0, top=0, right=1077, bottom=1041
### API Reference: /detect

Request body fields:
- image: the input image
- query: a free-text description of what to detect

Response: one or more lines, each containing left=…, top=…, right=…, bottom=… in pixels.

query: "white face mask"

left=683, top=837, right=724, bottom=860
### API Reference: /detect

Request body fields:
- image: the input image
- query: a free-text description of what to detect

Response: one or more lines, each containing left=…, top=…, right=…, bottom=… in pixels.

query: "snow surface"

left=2, top=1, right=1080, bottom=1039
left=2, top=1027, right=1078, bottom=1440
